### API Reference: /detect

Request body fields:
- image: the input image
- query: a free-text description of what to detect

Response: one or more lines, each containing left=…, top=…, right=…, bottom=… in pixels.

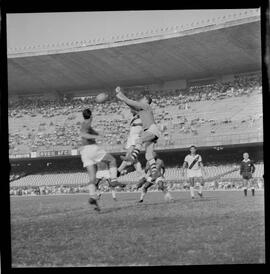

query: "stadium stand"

left=9, top=72, right=262, bottom=154
left=10, top=163, right=264, bottom=195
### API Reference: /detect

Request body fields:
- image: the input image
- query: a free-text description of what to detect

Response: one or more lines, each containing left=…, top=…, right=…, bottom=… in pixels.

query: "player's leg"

left=95, top=178, right=102, bottom=200
left=197, top=177, right=204, bottom=198
left=136, top=176, right=147, bottom=190
left=102, top=153, right=126, bottom=188
left=86, top=165, right=100, bottom=211
left=189, top=178, right=195, bottom=199
left=243, top=178, right=248, bottom=196
left=124, top=130, right=156, bottom=162
left=250, top=178, right=255, bottom=196
left=145, top=141, right=159, bottom=180
left=138, top=180, right=153, bottom=203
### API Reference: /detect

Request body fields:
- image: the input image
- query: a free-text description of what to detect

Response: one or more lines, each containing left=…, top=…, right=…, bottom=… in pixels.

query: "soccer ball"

left=95, top=93, right=108, bottom=103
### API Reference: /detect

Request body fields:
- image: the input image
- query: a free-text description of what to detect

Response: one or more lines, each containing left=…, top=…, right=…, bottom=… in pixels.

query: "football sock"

left=244, top=188, right=247, bottom=196
left=89, top=183, right=97, bottom=199
left=111, top=189, right=116, bottom=199
left=140, top=191, right=146, bottom=201
left=109, top=167, right=117, bottom=181
left=148, top=159, right=157, bottom=175
left=190, top=187, right=195, bottom=198
left=131, top=145, right=141, bottom=160
left=251, top=187, right=255, bottom=196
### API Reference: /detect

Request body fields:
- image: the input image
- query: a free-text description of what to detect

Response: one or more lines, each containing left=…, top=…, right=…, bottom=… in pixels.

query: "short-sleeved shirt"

left=81, top=120, right=98, bottom=146
left=184, top=154, right=202, bottom=170
left=130, top=104, right=155, bottom=130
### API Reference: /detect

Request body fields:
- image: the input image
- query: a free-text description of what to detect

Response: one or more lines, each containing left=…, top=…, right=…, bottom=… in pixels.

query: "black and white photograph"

left=4, top=8, right=266, bottom=267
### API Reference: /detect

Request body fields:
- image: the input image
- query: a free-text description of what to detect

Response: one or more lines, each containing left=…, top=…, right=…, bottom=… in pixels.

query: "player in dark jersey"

left=79, top=108, right=125, bottom=211
left=115, top=87, right=161, bottom=183
left=136, top=152, right=174, bottom=203
left=240, top=152, right=256, bottom=196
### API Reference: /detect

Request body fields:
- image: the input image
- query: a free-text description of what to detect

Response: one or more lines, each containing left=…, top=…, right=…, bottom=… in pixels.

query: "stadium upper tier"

left=8, top=11, right=261, bottom=95
left=8, top=72, right=263, bottom=155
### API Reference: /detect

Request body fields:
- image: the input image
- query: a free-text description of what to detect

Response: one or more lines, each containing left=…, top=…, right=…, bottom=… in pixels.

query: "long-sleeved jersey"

left=240, top=159, right=255, bottom=174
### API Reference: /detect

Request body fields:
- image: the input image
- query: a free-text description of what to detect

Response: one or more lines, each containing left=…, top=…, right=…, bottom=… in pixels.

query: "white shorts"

left=96, top=170, right=111, bottom=179
left=187, top=169, right=202, bottom=178
left=126, top=134, right=140, bottom=149
left=147, top=124, right=160, bottom=138
left=80, top=144, right=107, bottom=168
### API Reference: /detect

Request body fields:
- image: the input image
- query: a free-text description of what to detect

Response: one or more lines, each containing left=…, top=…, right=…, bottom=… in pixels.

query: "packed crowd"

left=9, top=73, right=262, bottom=153
left=9, top=176, right=264, bottom=196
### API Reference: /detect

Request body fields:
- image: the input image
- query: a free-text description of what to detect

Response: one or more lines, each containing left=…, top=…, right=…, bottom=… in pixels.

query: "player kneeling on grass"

left=115, top=87, right=161, bottom=183
left=182, top=145, right=206, bottom=199
left=240, top=152, right=256, bottom=197
left=136, top=152, right=173, bottom=203
left=96, top=161, right=125, bottom=201
left=79, top=108, right=126, bottom=211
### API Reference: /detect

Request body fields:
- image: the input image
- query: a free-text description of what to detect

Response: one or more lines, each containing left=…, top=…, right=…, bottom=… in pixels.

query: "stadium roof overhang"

left=7, top=15, right=261, bottom=95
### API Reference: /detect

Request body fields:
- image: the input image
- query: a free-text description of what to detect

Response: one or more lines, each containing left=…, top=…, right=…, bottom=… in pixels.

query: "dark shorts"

left=242, top=172, right=252, bottom=180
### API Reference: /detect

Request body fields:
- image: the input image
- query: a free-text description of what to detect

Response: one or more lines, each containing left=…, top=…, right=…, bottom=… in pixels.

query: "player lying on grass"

left=115, top=86, right=161, bottom=183
left=182, top=145, right=206, bottom=199
left=136, top=152, right=174, bottom=203
left=240, top=152, right=256, bottom=197
left=96, top=161, right=126, bottom=201
left=79, top=108, right=126, bottom=211
left=117, top=109, right=145, bottom=179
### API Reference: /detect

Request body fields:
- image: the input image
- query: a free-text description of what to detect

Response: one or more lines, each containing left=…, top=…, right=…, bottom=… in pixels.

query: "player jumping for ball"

left=79, top=108, right=125, bottom=211
left=136, top=152, right=174, bottom=203
left=182, top=145, right=206, bottom=199
left=117, top=109, right=145, bottom=178
left=240, top=152, right=256, bottom=196
left=115, top=87, right=161, bottom=183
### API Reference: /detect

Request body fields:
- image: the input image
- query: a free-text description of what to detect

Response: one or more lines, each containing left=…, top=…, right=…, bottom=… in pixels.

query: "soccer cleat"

left=137, top=199, right=144, bottom=203
left=191, top=196, right=195, bottom=199
left=113, top=197, right=117, bottom=201
left=88, top=198, right=100, bottom=212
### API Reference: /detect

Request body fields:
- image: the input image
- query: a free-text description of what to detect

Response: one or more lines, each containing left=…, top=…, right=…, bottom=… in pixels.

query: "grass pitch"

left=10, top=190, right=265, bottom=266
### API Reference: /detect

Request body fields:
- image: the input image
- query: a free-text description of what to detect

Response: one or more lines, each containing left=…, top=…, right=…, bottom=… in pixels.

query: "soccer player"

left=136, top=152, right=174, bottom=203
left=115, top=87, right=161, bottom=182
left=182, top=145, right=206, bottom=199
left=79, top=108, right=125, bottom=211
left=117, top=109, right=145, bottom=178
left=240, top=152, right=256, bottom=196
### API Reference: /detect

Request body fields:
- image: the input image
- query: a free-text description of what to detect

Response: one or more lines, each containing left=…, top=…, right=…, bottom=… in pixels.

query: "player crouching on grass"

left=240, top=152, right=256, bottom=196
left=115, top=86, right=161, bottom=183
left=79, top=108, right=126, bottom=211
left=136, top=152, right=174, bottom=203
left=182, top=145, right=206, bottom=199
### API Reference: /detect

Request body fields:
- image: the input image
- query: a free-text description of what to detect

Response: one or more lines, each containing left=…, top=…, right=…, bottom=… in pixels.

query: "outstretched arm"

left=115, top=87, right=148, bottom=110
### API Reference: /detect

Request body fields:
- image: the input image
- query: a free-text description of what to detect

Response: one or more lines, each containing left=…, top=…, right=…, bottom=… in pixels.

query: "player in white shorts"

left=79, top=108, right=125, bottom=211
left=117, top=109, right=145, bottom=179
left=182, top=145, right=206, bottom=199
